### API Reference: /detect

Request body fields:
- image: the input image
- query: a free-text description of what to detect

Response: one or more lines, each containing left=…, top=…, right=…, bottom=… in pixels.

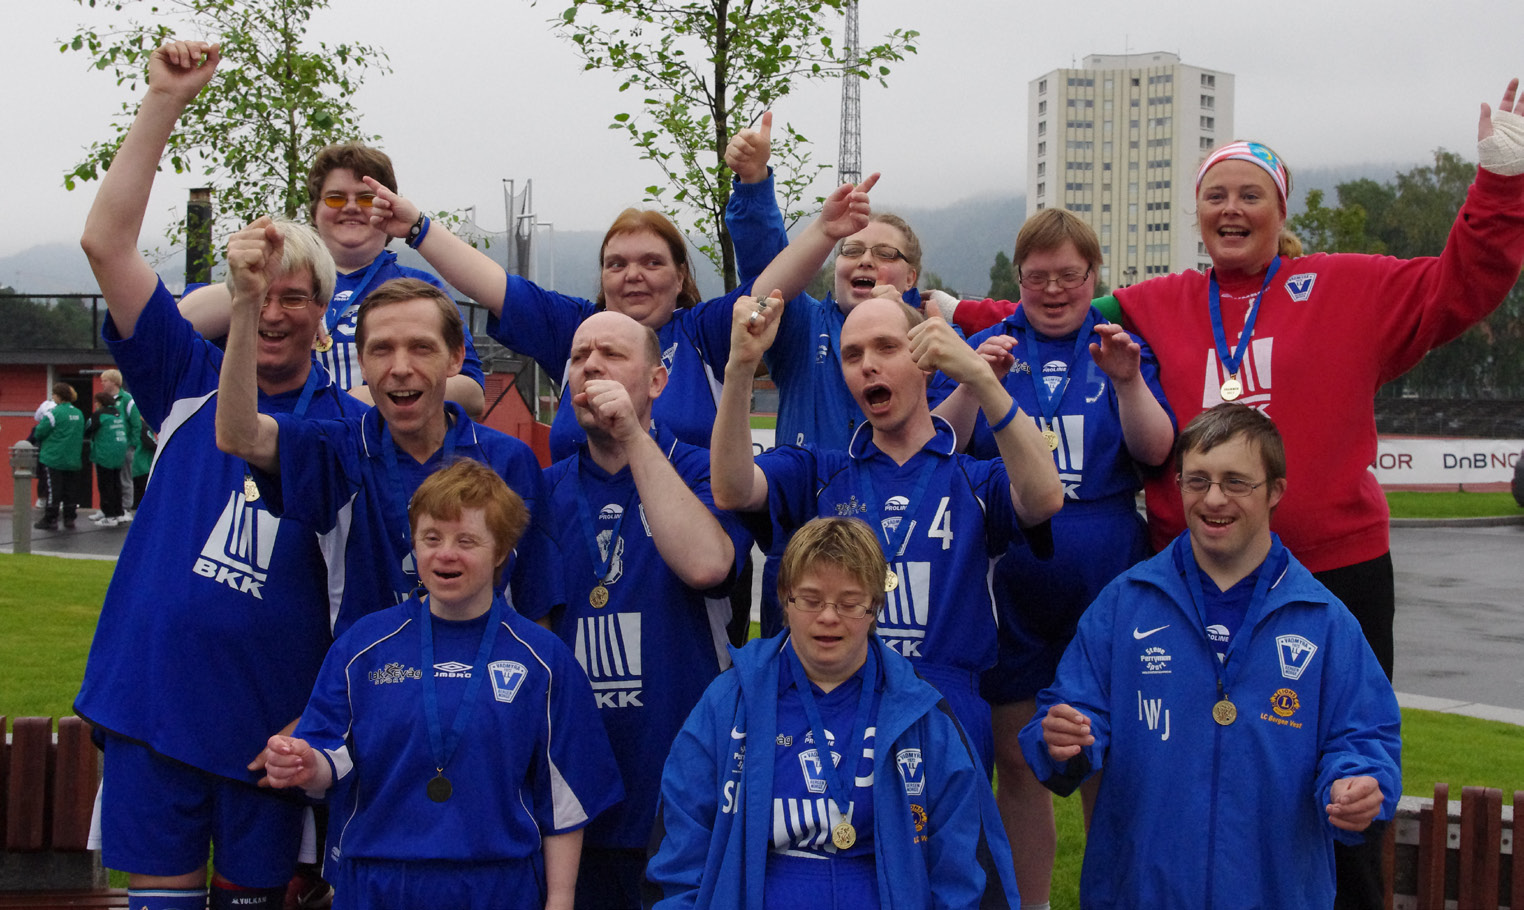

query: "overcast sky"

left=4, top=0, right=1521, bottom=260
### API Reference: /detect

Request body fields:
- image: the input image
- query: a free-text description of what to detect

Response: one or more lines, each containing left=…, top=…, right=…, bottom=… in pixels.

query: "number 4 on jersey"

left=928, top=497, right=953, bottom=550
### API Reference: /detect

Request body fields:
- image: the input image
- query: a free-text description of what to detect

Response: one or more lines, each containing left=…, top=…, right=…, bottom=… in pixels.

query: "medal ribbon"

left=324, top=251, right=394, bottom=333
left=380, top=415, right=461, bottom=601
left=857, top=454, right=938, bottom=563
left=1207, top=257, right=1282, bottom=387
left=783, top=640, right=879, bottom=845
left=569, top=455, right=634, bottom=587
left=1179, top=535, right=1277, bottom=695
left=241, top=363, right=324, bottom=499
left=1016, top=308, right=1098, bottom=436
left=419, top=593, right=504, bottom=781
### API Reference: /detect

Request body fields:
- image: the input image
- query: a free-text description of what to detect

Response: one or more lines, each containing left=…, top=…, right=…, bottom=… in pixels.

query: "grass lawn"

left=6, top=509, right=1522, bottom=897
left=749, top=413, right=776, bottom=430
left=1386, top=490, right=1524, bottom=518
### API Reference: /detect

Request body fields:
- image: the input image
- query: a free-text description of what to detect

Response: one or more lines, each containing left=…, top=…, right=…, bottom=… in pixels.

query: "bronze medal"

left=1212, top=699, right=1238, bottom=726
left=831, top=821, right=857, bottom=850
left=243, top=476, right=260, bottom=503
left=427, top=773, right=452, bottom=803
left=883, top=569, right=898, bottom=593
left=1219, top=376, right=1243, bottom=401
left=590, top=584, right=610, bottom=608
left=1042, top=427, right=1060, bottom=451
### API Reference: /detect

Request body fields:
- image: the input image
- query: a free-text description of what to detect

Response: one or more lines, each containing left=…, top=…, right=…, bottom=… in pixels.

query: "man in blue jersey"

left=75, top=40, right=356, bottom=910
left=1020, top=404, right=1401, bottom=909
left=216, top=274, right=556, bottom=638
left=533, top=310, right=751, bottom=908
left=711, top=291, right=1064, bottom=771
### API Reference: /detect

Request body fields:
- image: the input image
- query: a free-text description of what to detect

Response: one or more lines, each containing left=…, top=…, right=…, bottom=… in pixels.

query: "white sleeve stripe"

left=504, top=621, right=591, bottom=829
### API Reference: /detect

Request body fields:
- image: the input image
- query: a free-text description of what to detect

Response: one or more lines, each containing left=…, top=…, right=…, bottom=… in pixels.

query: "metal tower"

left=838, top=0, right=861, bottom=186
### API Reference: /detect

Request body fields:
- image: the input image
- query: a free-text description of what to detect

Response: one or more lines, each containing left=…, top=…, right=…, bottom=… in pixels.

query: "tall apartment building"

left=1026, top=52, right=1234, bottom=287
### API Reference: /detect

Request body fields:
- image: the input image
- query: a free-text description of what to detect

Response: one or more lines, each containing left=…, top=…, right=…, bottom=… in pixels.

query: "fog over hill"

left=0, top=162, right=1416, bottom=301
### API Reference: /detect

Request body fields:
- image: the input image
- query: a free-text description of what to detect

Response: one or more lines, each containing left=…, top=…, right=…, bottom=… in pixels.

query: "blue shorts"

left=331, top=856, right=542, bottom=910
left=764, top=852, right=878, bottom=907
left=100, top=734, right=304, bottom=886
left=914, top=663, right=992, bottom=778
left=981, top=499, right=1148, bottom=705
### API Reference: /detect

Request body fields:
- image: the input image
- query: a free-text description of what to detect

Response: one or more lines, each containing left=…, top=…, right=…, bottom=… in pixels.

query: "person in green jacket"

left=98, top=368, right=141, bottom=520
left=34, top=382, right=84, bottom=530
left=131, top=422, right=156, bottom=508
left=85, top=390, right=129, bottom=527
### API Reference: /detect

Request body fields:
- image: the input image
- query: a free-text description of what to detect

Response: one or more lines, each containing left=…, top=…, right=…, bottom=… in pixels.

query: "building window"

left=1039, top=78, right=1048, bottom=94
left=1131, top=77, right=1140, bottom=87
left=1037, top=141, right=1046, bottom=156
left=1036, top=162, right=1045, bottom=177
left=1065, top=182, right=1089, bottom=191
left=1067, top=161, right=1093, bottom=170
left=1201, top=94, right=1214, bottom=109
left=1147, top=158, right=1172, bottom=169
left=1037, top=203, right=1046, bottom=210
left=1038, top=100, right=1047, bottom=115
left=1039, top=121, right=1047, bottom=136
left=1102, top=204, right=1112, bottom=213
left=1200, top=136, right=1215, bottom=150
left=1201, top=116, right=1215, bottom=130
left=1201, top=73, right=1215, bottom=88
left=1150, top=116, right=1171, bottom=128
left=1147, top=179, right=1173, bottom=190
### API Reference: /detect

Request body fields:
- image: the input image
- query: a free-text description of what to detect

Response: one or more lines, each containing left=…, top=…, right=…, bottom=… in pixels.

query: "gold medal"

left=884, top=568, right=898, bottom=593
left=427, top=773, right=452, bottom=802
left=1212, top=699, right=1238, bottom=726
left=243, top=476, right=260, bottom=503
left=590, top=584, right=609, bottom=608
left=831, top=821, right=857, bottom=850
left=1042, top=427, right=1059, bottom=451
left=314, top=335, right=333, bottom=353
left=1219, top=376, right=1243, bottom=401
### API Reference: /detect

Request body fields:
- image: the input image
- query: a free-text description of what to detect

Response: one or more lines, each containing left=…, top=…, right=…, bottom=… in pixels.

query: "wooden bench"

left=0, top=716, right=125, bottom=908
left=1386, top=782, right=1522, bottom=910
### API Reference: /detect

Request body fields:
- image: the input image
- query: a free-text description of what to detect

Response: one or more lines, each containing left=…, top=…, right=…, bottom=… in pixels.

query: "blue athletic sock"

left=209, top=882, right=285, bottom=910
left=126, top=889, right=208, bottom=910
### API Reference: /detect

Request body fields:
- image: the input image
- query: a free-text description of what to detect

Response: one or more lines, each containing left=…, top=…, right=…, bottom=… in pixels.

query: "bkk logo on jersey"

left=896, top=748, right=925, bottom=796
left=1039, top=413, right=1086, bottom=499
left=574, top=612, right=644, bottom=708
left=433, top=661, right=472, bottom=678
left=489, top=660, right=528, bottom=703
left=1200, top=338, right=1274, bottom=411
left=192, top=491, right=280, bottom=599
left=1275, top=635, right=1318, bottom=680
left=772, top=797, right=858, bottom=854
left=878, top=560, right=931, bottom=658
left=1284, top=273, right=1317, bottom=303
left=884, top=495, right=910, bottom=512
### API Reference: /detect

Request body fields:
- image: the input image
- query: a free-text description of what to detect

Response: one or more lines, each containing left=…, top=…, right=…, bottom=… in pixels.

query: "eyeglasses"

left=839, top=242, right=907, bottom=263
left=263, top=292, right=318, bottom=310
left=787, top=595, right=874, bottom=619
left=320, top=192, right=377, bottom=209
left=1178, top=474, right=1266, bottom=497
left=1018, top=266, right=1092, bottom=291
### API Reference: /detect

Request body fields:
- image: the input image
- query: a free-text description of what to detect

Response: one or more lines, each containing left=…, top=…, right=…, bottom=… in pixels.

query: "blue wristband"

left=988, top=399, right=1020, bottom=433
left=406, top=214, right=431, bottom=249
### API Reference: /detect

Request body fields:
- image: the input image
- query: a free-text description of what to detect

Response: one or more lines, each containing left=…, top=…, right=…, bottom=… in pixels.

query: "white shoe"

left=91, top=514, right=111, bottom=524
left=99, top=516, right=121, bottom=528
left=121, top=511, right=134, bottom=522
left=89, top=510, right=106, bottom=521
left=34, top=498, right=44, bottom=508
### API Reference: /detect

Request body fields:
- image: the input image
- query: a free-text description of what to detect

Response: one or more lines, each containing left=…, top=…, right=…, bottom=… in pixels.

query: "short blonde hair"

left=776, top=517, right=888, bottom=613
left=409, top=459, right=530, bottom=571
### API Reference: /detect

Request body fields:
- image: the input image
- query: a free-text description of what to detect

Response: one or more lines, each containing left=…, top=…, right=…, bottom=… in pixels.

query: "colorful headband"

left=1196, top=141, right=1287, bottom=205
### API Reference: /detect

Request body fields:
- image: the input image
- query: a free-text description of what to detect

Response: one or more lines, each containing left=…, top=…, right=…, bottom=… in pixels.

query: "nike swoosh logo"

left=730, top=727, right=746, bottom=740
left=1133, top=624, right=1170, bottom=640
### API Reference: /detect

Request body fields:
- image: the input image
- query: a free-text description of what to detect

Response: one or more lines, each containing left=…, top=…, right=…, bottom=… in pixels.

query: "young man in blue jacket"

left=1019, top=403, right=1401, bottom=909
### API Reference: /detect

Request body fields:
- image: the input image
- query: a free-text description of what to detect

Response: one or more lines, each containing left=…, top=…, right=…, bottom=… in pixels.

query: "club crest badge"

left=896, top=748, right=926, bottom=796
left=489, top=661, right=528, bottom=703
left=1276, top=635, right=1318, bottom=680
left=1284, top=273, right=1317, bottom=302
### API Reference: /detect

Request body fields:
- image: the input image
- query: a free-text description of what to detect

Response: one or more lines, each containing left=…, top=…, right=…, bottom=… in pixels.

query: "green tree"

left=61, top=0, right=389, bottom=252
left=987, top=250, right=1020, bottom=300
left=0, top=295, right=97, bottom=351
left=545, top=0, right=917, bottom=289
left=1300, top=150, right=1524, bottom=397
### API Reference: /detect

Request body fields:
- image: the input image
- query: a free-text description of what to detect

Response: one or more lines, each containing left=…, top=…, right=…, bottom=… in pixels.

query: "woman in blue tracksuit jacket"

left=645, top=632, right=1020, bottom=909
left=1018, top=531, right=1402, bottom=910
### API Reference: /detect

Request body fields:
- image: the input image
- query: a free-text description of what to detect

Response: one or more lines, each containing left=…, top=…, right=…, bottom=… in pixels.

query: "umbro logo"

left=1132, top=624, right=1169, bottom=640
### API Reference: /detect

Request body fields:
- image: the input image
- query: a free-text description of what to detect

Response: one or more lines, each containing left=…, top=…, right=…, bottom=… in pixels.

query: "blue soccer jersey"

left=76, top=278, right=355, bottom=782
left=487, top=273, right=746, bottom=461
left=295, top=596, right=622, bottom=866
left=317, top=251, right=486, bottom=392
left=963, top=306, right=1174, bottom=702
left=259, top=403, right=558, bottom=636
left=541, top=427, right=751, bottom=848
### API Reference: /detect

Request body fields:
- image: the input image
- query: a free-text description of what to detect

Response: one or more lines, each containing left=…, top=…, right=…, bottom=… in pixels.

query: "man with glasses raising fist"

left=1020, top=404, right=1400, bottom=910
